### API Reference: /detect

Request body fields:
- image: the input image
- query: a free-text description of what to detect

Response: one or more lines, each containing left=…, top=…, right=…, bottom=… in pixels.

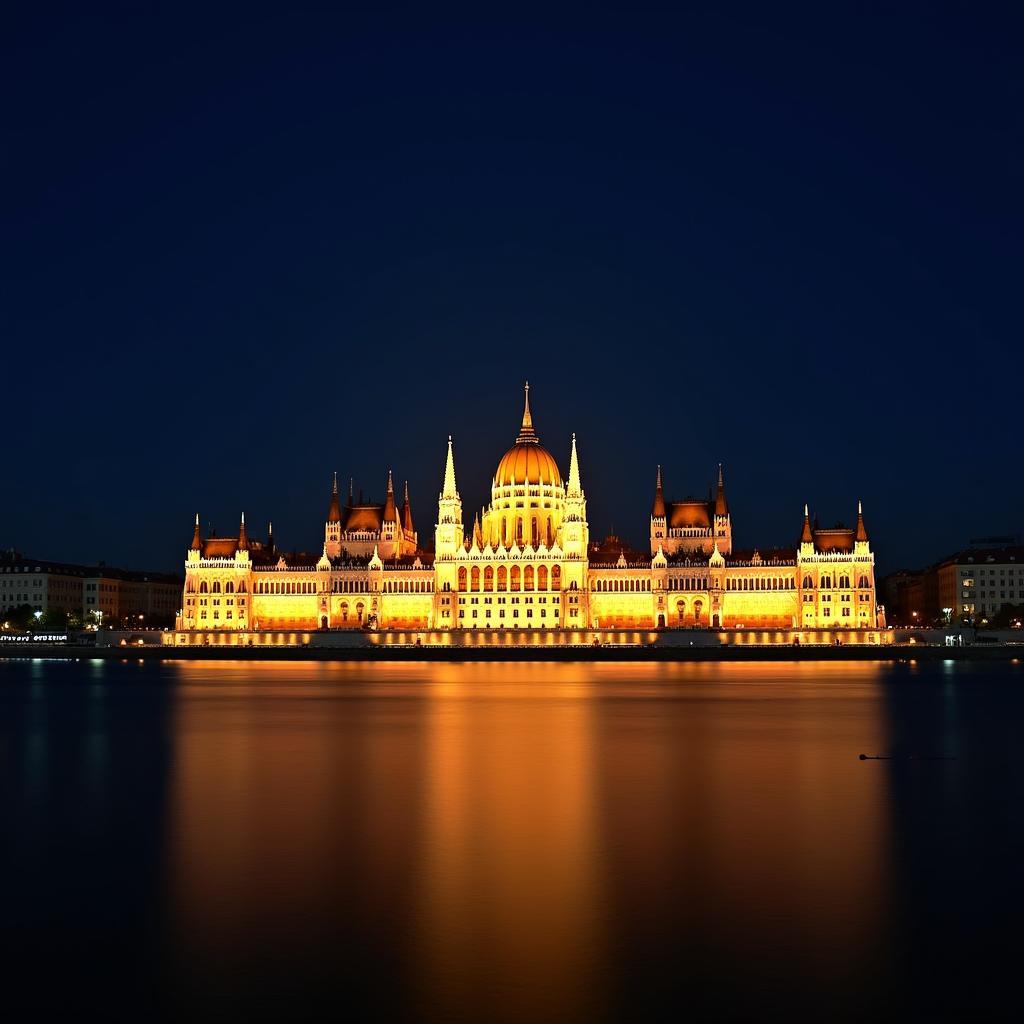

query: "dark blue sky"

left=2, top=8, right=1020, bottom=574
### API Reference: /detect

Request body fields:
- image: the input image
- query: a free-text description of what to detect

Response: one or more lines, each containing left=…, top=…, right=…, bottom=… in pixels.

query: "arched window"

left=458, top=566, right=467, bottom=591
left=551, top=565, right=561, bottom=591
left=524, top=565, right=534, bottom=591
left=531, top=516, right=539, bottom=547
left=340, top=602, right=349, bottom=622
left=858, top=575, right=870, bottom=588
left=802, top=575, right=813, bottom=589
left=238, top=581, right=246, bottom=592
left=484, top=566, right=494, bottom=591
left=510, top=565, right=521, bottom=591
left=471, top=566, right=480, bottom=591
left=199, top=581, right=208, bottom=593
left=839, top=574, right=850, bottom=589
left=212, top=581, right=221, bottom=593
left=497, top=566, right=507, bottom=591
left=693, top=599, right=703, bottom=625
left=821, top=575, right=832, bottom=589
left=677, top=599, right=686, bottom=623
left=538, top=565, right=548, bottom=590
left=515, top=519, right=523, bottom=546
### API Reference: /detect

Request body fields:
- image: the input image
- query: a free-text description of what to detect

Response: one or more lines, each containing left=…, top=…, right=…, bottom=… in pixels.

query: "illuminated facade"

left=176, top=386, right=880, bottom=634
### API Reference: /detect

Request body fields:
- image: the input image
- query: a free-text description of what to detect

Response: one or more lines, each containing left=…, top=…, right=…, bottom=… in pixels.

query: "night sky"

left=3, top=9, right=1020, bottom=574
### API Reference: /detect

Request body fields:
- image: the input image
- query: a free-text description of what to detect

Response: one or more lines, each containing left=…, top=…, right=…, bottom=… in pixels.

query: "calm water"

left=2, top=657, right=1023, bottom=1021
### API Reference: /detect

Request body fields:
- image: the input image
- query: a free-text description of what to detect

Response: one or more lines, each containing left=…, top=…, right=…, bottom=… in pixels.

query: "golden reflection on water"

left=165, top=660, right=893, bottom=1020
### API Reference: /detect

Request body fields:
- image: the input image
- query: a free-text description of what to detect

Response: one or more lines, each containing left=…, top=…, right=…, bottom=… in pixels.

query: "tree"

left=2, top=604, right=35, bottom=630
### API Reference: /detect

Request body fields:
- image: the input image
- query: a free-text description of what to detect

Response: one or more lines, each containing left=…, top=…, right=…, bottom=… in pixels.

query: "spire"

left=442, top=436, right=458, bottom=498
left=472, top=511, right=483, bottom=547
left=801, top=503, right=813, bottom=543
left=268, top=521, right=274, bottom=554
left=347, top=477, right=353, bottom=506
left=238, top=511, right=248, bottom=550
left=516, top=381, right=538, bottom=443
left=856, top=499, right=869, bottom=542
left=568, top=432, right=582, bottom=496
left=652, top=465, right=667, bottom=518
left=715, top=463, right=728, bottom=516
left=402, top=480, right=414, bottom=533
left=327, top=471, right=342, bottom=523
left=190, top=513, right=202, bottom=550
left=383, top=468, right=397, bottom=520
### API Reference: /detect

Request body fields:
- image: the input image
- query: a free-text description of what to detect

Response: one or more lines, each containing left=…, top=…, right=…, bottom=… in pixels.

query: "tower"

left=713, top=464, right=732, bottom=555
left=562, top=433, right=589, bottom=557
left=325, top=471, right=342, bottom=558
left=435, top=436, right=464, bottom=558
left=649, top=465, right=667, bottom=554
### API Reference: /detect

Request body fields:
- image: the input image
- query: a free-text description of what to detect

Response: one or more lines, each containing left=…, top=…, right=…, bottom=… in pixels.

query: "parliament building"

left=176, top=386, right=881, bottom=639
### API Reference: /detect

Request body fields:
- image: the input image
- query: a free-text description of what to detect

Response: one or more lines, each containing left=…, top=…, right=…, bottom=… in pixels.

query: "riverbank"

left=3, top=642, right=1020, bottom=662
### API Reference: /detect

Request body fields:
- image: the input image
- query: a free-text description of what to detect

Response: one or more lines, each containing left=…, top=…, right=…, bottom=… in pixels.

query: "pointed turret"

left=714, top=463, right=728, bottom=516
left=268, top=521, right=275, bottom=555
left=190, top=513, right=202, bottom=551
left=516, top=381, right=537, bottom=443
left=472, top=511, right=483, bottom=548
left=855, top=499, right=869, bottom=542
left=567, top=433, right=582, bottom=497
left=801, top=503, right=813, bottom=543
left=652, top=466, right=667, bottom=518
left=327, top=471, right=342, bottom=523
left=401, top=480, right=414, bottom=533
left=238, top=512, right=248, bottom=551
left=442, top=436, right=458, bottom=498
left=383, top=468, right=397, bottom=521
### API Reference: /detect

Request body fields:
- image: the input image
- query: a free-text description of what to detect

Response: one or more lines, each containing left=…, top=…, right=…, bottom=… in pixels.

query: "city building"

left=0, top=550, right=181, bottom=626
left=174, top=387, right=882, bottom=640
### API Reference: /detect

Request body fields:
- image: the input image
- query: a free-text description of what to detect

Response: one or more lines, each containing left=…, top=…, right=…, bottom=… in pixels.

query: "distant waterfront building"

left=175, top=387, right=881, bottom=637
left=0, top=550, right=181, bottom=625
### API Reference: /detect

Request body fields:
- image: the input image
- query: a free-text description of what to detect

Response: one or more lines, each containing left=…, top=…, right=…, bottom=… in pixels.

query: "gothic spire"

left=856, top=499, right=869, bottom=542
left=238, top=511, right=248, bottom=551
left=327, top=471, right=342, bottom=523
left=190, top=513, right=201, bottom=551
left=567, top=432, right=582, bottom=496
left=516, top=380, right=537, bottom=443
left=715, top=463, right=728, bottom=516
left=442, top=436, right=458, bottom=498
left=652, top=465, right=667, bottom=518
left=383, top=468, right=397, bottom=521
left=801, top=503, right=813, bottom=543
left=402, top=480, right=414, bottom=533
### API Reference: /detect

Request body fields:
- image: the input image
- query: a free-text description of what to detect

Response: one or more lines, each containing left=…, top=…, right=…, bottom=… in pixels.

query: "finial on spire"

left=238, top=511, right=248, bottom=551
left=333, top=471, right=338, bottom=494
left=190, top=513, right=202, bottom=550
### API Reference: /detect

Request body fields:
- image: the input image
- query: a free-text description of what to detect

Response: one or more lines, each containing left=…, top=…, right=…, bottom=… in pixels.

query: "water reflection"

left=162, top=660, right=895, bottom=1020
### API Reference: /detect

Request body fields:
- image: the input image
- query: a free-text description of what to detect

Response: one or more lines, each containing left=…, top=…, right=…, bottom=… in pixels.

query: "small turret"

left=517, top=380, right=537, bottom=443
left=567, top=433, right=582, bottom=497
left=238, top=512, right=248, bottom=551
left=268, top=521, right=275, bottom=555
left=190, top=513, right=202, bottom=551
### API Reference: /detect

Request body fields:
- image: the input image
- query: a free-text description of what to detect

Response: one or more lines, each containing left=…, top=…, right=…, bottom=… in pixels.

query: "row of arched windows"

left=383, top=579, right=433, bottom=593
left=256, top=580, right=316, bottom=595
left=592, top=578, right=651, bottom=593
left=801, top=574, right=871, bottom=589
left=668, top=576, right=708, bottom=591
left=456, top=564, right=562, bottom=592
left=332, top=579, right=369, bottom=593
left=726, top=577, right=796, bottom=591
left=489, top=515, right=556, bottom=549
left=193, top=579, right=247, bottom=594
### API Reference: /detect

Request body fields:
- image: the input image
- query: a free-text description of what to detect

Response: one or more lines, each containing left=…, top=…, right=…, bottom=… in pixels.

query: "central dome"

left=494, top=383, right=563, bottom=488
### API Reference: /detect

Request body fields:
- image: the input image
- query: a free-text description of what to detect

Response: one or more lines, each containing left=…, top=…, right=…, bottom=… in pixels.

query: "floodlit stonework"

left=176, top=386, right=881, bottom=636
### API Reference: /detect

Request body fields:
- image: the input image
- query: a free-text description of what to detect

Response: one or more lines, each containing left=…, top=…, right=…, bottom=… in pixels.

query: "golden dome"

left=495, top=442, right=562, bottom=487
left=494, top=383, right=563, bottom=488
